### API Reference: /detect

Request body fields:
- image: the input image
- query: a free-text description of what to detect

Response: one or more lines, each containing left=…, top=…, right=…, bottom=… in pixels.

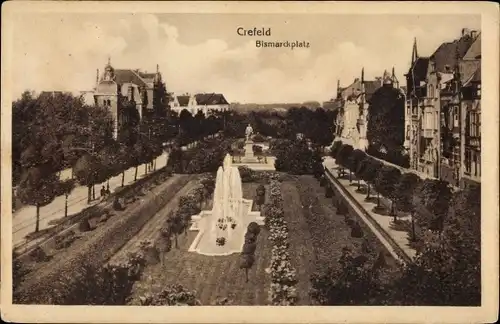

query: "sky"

left=10, top=13, right=480, bottom=103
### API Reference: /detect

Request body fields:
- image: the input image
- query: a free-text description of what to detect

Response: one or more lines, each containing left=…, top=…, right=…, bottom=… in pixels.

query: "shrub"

left=253, top=133, right=265, bottom=143
left=238, top=166, right=255, bottom=183
left=337, top=201, right=348, bottom=215
left=256, top=184, right=266, bottom=197
left=242, top=242, right=257, bottom=255
left=350, top=222, right=364, bottom=238
left=247, top=222, right=261, bottom=235
left=319, top=175, right=327, bottom=187
left=325, top=185, right=333, bottom=198
left=28, top=246, right=48, bottom=263
left=55, top=230, right=78, bottom=250
left=138, top=284, right=201, bottom=305
left=244, top=231, right=257, bottom=244
left=78, top=219, right=91, bottom=232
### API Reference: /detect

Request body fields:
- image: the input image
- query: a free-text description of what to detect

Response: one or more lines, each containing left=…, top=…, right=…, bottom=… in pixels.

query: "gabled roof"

left=472, top=66, right=481, bottom=82
left=431, top=34, right=476, bottom=73
left=408, top=57, right=430, bottom=82
left=176, top=95, right=190, bottom=107
left=463, top=65, right=481, bottom=87
left=463, top=33, right=481, bottom=60
left=459, top=60, right=481, bottom=84
left=339, top=79, right=362, bottom=98
left=114, top=69, right=148, bottom=88
left=364, top=80, right=382, bottom=100
left=195, top=93, right=229, bottom=105
left=138, top=72, right=156, bottom=80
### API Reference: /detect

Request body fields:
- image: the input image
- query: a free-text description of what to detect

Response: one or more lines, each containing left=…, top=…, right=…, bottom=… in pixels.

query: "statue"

left=245, top=124, right=253, bottom=142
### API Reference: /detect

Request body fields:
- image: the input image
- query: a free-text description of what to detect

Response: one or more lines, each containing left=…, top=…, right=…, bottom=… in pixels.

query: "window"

left=406, top=125, right=410, bottom=139
left=470, top=112, right=480, bottom=137
left=465, top=150, right=471, bottom=174
left=429, top=84, right=435, bottom=98
left=453, top=106, right=459, bottom=128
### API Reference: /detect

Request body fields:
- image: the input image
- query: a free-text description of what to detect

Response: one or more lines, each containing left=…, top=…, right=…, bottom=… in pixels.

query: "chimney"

left=96, top=69, right=99, bottom=87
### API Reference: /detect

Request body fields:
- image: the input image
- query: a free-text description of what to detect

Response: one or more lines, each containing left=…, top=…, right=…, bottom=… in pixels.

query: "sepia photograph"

left=1, top=1, right=498, bottom=323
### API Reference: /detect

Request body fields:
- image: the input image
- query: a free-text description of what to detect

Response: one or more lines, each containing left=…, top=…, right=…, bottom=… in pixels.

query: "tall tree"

left=366, top=85, right=405, bottom=159
left=17, top=166, right=60, bottom=232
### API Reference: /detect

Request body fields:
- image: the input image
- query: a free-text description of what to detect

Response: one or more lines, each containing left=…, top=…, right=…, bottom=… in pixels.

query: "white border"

left=1, top=1, right=499, bottom=323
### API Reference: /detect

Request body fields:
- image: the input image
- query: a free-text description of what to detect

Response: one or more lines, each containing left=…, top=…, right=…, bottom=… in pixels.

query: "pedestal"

left=242, top=140, right=258, bottom=163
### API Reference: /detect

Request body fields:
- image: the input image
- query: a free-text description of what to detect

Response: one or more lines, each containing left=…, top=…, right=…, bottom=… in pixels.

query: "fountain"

left=188, top=154, right=264, bottom=256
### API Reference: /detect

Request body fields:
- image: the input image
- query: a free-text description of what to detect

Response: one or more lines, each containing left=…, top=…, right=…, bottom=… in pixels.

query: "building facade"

left=84, top=58, right=169, bottom=139
left=171, top=93, right=230, bottom=116
left=334, top=68, right=398, bottom=151
left=439, top=32, right=481, bottom=187
left=406, top=29, right=478, bottom=179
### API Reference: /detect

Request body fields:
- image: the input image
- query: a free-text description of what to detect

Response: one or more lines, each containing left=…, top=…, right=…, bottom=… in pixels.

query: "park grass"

left=281, top=176, right=400, bottom=304
left=129, top=182, right=273, bottom=305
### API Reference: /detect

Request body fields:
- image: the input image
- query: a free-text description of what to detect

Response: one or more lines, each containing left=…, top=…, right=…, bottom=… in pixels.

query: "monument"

left=242, top=124, right=258, bottom=163
left=188, top=154, right=264, bottom=256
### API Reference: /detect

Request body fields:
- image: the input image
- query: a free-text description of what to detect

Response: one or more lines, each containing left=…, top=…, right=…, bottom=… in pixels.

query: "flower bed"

left=14, top=175, right=191, bottom=304
left=265, top=179, right=298, bottom=305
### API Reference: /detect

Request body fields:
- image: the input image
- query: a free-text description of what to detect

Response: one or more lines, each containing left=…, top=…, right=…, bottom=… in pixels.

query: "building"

left=406, top=29, right=477, bottom=178
left=85, top=58, right=169, bottom=138
left=170, top=93, right=230, bottom=115
left=440, top=32, right=481, bottom=187
left=334, top=68, right=398, bottom=151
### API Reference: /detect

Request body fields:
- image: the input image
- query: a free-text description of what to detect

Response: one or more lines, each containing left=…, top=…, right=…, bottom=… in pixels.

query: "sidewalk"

left=13, top=153, right=169, bottom=247
left=323, top=156, right=417, bottom=261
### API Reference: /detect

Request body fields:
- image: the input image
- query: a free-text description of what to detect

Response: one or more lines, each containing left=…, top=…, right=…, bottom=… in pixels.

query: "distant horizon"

left=10, top=13, right=480, bottom=103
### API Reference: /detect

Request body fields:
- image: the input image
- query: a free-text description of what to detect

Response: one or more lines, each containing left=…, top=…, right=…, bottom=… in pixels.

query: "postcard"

left=1, top=1, right=499, bottom=323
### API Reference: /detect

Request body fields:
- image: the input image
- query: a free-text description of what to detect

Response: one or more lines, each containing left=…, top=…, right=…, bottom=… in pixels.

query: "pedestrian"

left=105, top=184, right=111, bottom=196
left=100, top=186, right=106, bottom=199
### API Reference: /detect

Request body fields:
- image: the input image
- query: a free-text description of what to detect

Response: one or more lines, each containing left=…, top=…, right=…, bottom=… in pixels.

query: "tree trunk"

left=64, top=194, right=69, bottom=217
left=349, top=171, right=352, bottom=183
left=175, top=234, right=179, bottom=249
left=357, top=178, right=360, bottom=190
left=411, top=211, right=416, bottom=241
left=366, top=184, right=371, bottom=199
left=134, top=166, right=138, bottom=181
left=245, top=268, right=249, bottom=283
left=391, top=201, right=396, bottom=220
left=145, top=163, right=148, bottom=175
left=92, top=185, right=96, bottom=201
left=121, top=171, right=125, bottom=187
left=154, top=159, right=157, bottom=171
left=35, top=205, right=40, bottom=232
left=87, top=185, right=92, bottom=204
left=376, top=192, right=380, bottom=207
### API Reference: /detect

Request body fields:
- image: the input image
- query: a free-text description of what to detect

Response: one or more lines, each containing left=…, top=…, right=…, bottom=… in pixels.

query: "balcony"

left=422, top=129, right=434, bottom=138
left=423, top=97, right=435, bottom=106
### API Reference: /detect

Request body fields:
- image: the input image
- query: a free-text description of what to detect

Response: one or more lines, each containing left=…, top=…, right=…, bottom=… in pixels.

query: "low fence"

left=324, top=167, right=412, bottom=264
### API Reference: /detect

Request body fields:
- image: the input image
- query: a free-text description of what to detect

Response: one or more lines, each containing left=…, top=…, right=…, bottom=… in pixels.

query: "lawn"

left=281, top=176, right=400, bottom=304
left=129, top=182, right=273, bottom=305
